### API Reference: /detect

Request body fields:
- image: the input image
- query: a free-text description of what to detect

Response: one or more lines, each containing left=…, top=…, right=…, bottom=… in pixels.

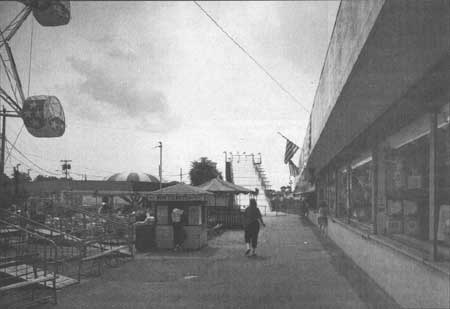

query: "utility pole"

left=0, top=107, right=23, bottom=180
left=60, top=159, right=72, bottom=180
left=180, top=168, right=182, bottom=183
left=156, top=142, right=162, bottom=189
left=13, top=163, right=20, bottom=199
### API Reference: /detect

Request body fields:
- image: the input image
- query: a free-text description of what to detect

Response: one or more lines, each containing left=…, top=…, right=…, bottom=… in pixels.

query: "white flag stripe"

left=288, top=160, right=299, bottom=177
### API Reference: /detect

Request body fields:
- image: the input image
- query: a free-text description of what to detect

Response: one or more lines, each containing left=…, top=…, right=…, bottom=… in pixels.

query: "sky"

left=0, top=1, right=339, bottom=189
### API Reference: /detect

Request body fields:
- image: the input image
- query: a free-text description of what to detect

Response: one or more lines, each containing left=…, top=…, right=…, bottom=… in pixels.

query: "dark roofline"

left=20, top=180, right=168, bottom=195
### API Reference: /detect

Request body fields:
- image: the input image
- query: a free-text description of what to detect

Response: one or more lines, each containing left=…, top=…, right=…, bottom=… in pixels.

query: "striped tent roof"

left=106, top=172, right=159, bottom=183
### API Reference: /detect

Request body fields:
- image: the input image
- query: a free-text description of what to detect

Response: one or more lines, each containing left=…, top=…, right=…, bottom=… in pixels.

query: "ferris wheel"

left=0, top=0, right=70, bottom=138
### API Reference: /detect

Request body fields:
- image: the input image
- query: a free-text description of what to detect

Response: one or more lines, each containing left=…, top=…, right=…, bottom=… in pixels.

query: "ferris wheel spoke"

left=0, top=87, right=21, bottom=114
left=0, top=6, right=32, bottom=49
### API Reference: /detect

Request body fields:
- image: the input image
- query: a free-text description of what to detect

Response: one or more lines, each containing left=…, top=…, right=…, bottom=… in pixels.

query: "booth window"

left=156, top=204, right=205, bottom=226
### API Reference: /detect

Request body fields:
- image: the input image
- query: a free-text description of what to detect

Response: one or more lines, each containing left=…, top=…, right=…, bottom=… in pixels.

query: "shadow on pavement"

left=139, top=246, right=220, bottom=259
left=306, top=218, right=402, bottom=309
left=246, top=255, right=269, bottom=261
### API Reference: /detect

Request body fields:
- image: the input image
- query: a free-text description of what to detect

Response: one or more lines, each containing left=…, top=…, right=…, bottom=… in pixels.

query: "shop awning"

left=306, top=1, right=450, bottom=173
left=295, top=180, right=315, bottom=195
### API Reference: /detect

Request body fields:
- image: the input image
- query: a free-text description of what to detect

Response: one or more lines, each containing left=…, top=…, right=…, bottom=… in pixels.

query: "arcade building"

left=296, top=1, right=450, bottom=308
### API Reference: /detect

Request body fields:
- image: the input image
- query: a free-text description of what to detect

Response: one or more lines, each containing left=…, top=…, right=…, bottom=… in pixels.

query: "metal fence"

left=207, top=207, right=244, bottom=228
left=0, top=219, right=57, bottom=307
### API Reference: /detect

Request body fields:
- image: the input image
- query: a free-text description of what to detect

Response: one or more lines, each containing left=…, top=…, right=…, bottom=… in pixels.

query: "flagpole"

left=277, top=131, right=289, bottom=141
left=278, top=131, right=299, bottom=145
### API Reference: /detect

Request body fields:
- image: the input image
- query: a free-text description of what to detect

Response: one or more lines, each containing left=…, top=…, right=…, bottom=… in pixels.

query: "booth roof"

left=148, top=183, right=213, bottom=196
left=197, top=177, right=252, bottom=194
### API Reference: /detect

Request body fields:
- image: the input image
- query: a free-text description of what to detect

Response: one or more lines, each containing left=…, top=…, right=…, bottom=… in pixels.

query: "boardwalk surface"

left=45, top=214, right=400, bottom=309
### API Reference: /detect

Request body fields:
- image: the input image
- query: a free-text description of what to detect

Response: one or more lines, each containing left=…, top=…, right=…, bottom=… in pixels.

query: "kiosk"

left=147, top=184, right=213, bottom=250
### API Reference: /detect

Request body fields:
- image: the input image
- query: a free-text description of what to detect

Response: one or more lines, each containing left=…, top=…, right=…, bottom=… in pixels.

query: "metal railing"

left=0, top=219, right=57, bottom=307
left=3, top=201, right=135, bottom=282
left=207, top=207, right=244, bottom=228
left=1, top=209, right=85, bottom=283
left=49, top=204, right=134, bottom=255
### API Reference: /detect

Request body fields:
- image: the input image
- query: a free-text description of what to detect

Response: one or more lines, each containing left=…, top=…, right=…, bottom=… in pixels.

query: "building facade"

left=296, top=1, right=450, bottom=308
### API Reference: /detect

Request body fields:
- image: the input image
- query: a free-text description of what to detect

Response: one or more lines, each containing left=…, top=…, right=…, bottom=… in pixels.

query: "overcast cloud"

left=0, top=1, right=338, bottom=187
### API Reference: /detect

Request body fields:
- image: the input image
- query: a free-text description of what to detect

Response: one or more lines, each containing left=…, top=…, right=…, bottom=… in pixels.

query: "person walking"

left=244, top=198, right=265, bottom=257
left=171, top=207, right=185, bottom=251
left=318, top=201, right=329, bottom=236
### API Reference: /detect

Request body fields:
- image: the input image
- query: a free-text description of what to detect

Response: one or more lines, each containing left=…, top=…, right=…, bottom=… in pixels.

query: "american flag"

left=284, top=139, right=299, bottom=164
left=288, top=160, right=300, bottom=177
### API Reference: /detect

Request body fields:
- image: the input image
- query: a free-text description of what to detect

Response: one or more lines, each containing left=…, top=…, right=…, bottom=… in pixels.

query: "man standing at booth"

left=171, top=208, right=185, bottom=251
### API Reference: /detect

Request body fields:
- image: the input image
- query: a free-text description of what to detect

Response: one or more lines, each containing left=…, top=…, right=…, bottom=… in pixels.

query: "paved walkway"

left=46, top=215, right=400, bottom=309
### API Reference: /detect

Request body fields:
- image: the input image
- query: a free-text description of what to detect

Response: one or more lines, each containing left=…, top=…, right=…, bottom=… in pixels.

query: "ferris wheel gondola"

left=0, top=0, right=70, bottom=138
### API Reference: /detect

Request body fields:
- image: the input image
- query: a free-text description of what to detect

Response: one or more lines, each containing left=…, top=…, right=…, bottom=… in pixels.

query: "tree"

left=34, top=174, right=60, bottom=182
left=15, top=171, right=32, bottom=183
left=189, top=157, right=222, bottom=186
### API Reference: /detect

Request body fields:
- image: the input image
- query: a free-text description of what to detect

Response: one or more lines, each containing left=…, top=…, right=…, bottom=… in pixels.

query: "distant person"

left=304, top=198, right=310, bottom=217
left=171, top=208, right=185, bottom=251
left=318, top=201, right=329, bottom=235
left=98, top=201, right=108, bottom=215
left=244, top=198, right=265, bottom=257
left=300, top=198, right=308, bottom=218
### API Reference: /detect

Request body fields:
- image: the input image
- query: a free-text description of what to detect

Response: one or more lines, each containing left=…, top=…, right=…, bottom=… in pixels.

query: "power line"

left=193, top=1, right=310, bottom=114
left=8, top=152, right=38, bottom=176
left=6, top=137, right=59, bottom=176
left=4, top=123, right=24, bottom=164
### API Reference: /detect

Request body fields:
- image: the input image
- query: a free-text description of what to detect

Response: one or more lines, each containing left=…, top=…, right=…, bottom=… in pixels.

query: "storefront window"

left=337, top=167, right=347, bottom=218
left=437, top=103, right=450, bottom=245
left=316, top=177, right=325, bottom=209
left=385, top=122, right=429, bottom=240
left=328, top=169, right=336, bottom=216
left=350, top=159, right=373, bottom=224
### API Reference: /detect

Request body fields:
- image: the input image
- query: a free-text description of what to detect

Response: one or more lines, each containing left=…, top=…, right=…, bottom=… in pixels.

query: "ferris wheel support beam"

left=0, top=6, right=32, bottom=50
left=4, top=42, right=26, bottom=103
left=0, top=88, right=21, bottom=114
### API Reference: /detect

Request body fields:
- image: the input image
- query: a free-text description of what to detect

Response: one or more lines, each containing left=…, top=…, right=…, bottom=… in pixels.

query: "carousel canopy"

left=147, top=183, right=212, bottom=201
left=106, top=172, right=159, bottom=183
left=197, top=177, right=252, bottom=194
